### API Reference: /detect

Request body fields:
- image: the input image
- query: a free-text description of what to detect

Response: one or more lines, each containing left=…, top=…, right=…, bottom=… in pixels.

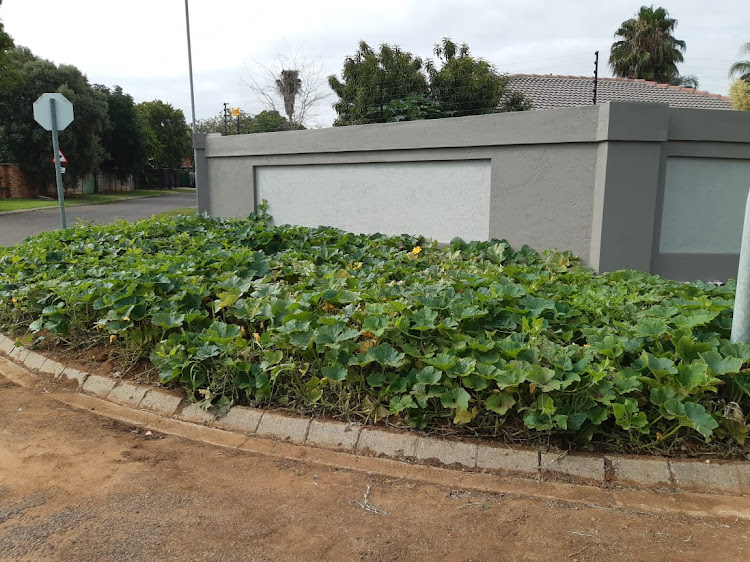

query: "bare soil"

left=1, top=372, right=750, bottom=561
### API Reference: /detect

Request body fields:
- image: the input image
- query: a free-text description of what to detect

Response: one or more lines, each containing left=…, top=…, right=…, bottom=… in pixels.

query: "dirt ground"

left=1, top=374, right=750, bottom=562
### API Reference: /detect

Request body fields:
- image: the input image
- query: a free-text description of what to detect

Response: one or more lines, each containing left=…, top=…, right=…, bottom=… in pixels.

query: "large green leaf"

left=368, top=343, right=406, bottom=368
left=152, top=311, right=185, bottom=329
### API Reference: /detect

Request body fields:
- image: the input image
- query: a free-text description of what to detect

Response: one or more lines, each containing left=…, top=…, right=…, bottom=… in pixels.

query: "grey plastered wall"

left=650, top=109, right=750, bottom=280
left=198, top=103, right=750, bottom=280
left=201, top=106, right=602, bottom=263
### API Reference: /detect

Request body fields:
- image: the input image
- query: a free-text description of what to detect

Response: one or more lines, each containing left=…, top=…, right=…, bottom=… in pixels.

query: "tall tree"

left=0, top=47, right=109, bottom=193
left=94, top=85, right=148, bottom=182
left=0, top=1, right=15, bottom=90
left=135, top=100, right=191, bottom=170
left=426, top=38, right=529, bottom=117
left=609, top=6, right=686, bottom=84
left=729, top=79, right=750, bottom=110
left=276, top=69, right=302, bottom=123
left=328, top=41, right=429, bottom=126
left=729, top=43, right=750, bottom=83
left=328, top=39, right=529, bottom=126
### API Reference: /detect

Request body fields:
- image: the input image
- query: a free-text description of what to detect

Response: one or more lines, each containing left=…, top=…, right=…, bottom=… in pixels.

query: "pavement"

left=0, top=191, right=197, bottom=246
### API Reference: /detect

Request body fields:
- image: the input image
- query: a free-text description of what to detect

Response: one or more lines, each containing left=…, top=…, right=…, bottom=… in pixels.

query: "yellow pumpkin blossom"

left=412, top=246, right=422, bottom=255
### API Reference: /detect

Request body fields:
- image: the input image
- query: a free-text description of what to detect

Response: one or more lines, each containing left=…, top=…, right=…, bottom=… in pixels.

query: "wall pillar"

left=193, top=133, right=210, bottom=214
left=589, top=103, right=669, bottom=273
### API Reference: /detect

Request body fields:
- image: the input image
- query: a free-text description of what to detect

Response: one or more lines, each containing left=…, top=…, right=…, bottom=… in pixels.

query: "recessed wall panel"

left=660, top=157, right=750, bottom=254
left=255, top=161, right=491, bottom=243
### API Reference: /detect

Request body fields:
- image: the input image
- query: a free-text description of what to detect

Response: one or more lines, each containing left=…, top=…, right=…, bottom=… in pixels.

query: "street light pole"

left=184, top=0, right=197, bottom=134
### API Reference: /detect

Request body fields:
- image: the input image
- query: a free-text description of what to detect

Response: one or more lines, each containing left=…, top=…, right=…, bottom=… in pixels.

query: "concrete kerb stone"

left=738, top=463, right=750, bottom=496
left=58, top=366, right=89, bottom=386
left=415, top=435, right=478, bottom=468
left=0, top=334, right=15, bottom=355
left=476, top=445, right=539, bottom=475
left=214, top=406, right=263, bottom=435
left=139, top=389, right=183, bottom=416
left=22, top=350, right=47, bottom=373
left=9, top=345, right=29, bottom=362
left=107, top=382, right=148, bottom=408
left=178, top=403, right=218, bottom=424
left=81, top=374, right=117, bottom=398
left=256, top=411, right=311, bottom=444
left=306, top=419, right=362, bottom=451
left=540, top=452, right=606, bottom=482
left=669, top=460, right=743, bottom=495
left=606, top=456, right=672, bottom=488
left=38, top=358, right=66, bottom=378
left=357, top=427, right=418, bottom=459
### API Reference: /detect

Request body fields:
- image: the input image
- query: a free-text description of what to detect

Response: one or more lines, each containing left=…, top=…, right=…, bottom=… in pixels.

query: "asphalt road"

left=0, top=192, right=197, bottom=246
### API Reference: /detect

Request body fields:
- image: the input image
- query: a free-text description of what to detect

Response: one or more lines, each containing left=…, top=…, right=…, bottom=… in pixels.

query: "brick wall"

left=0, top=163, right=37, bottom=199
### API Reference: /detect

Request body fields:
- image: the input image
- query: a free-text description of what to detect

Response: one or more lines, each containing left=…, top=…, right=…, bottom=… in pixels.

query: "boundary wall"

left=195, top=102, right=750, bottom=281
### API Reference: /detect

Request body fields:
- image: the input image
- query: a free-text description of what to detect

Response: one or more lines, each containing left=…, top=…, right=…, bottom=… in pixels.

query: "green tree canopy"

left=609, top=5, right=686, bottom=84
left=0, top=47, right=109, bottom=192
left=0, top=2, right=16, bottom=90
left=328, top=39, right=528, bottom=126
left=135, top=100, right=192, bottom=170
left=328, top=41, right=429, bottom=126
left=729, top=43, right=750, bottom=83
left=94, top=85, right=148, bottom=182
left=197, top=109, right=302, bottom=135
left=730, top=79, right=750, bottom=110
left=426, top=38, right=529, bottom=117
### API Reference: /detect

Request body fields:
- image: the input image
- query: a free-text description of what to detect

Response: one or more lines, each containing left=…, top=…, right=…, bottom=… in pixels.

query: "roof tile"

left=506, top=75, right=732, bottom=110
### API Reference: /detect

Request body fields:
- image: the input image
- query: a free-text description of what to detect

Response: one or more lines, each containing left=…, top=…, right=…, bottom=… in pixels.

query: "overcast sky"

left=2, top=1, right=748, bottom=126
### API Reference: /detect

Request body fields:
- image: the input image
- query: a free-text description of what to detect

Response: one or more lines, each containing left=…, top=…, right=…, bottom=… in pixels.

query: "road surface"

left=0, top=192, right=196, bottom=246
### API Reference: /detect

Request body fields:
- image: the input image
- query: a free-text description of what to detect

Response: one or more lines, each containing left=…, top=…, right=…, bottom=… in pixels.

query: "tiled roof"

left=507, top=74, right=733, bottom=110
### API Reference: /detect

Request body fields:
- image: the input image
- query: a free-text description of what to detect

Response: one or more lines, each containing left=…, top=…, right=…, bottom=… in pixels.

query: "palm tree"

left=670, top=74, right=699, bottom=89
left=609, top=6, right=686, bottom=84
left=275, top=69, right=302, bottom=125
left=729, top=43, right=750, bottom=82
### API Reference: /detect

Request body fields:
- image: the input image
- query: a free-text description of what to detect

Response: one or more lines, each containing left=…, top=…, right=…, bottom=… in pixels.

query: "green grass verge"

left=0, top=189, right=194, bottom=213
left=152, top=208, right=197, bottom=219
left=0, top=210, right=748, bottom=457
left=0, top=199, right=60, bottom=211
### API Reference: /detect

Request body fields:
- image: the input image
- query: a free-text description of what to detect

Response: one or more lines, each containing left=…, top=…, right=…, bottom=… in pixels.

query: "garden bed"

left=1, top=207, right=748, bottom=457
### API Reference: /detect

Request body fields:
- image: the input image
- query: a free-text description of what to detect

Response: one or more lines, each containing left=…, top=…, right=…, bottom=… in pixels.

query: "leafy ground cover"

left=0, top=189, right=193, bottom=213
left=1, top=209, right=748, bottom=456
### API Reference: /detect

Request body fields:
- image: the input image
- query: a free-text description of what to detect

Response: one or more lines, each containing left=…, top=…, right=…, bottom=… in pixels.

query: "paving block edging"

left=0, top=333, right=747, bottom=496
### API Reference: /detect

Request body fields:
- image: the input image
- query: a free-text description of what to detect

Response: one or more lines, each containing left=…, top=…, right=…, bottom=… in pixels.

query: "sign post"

left=33, top=93, right=74, bottom=230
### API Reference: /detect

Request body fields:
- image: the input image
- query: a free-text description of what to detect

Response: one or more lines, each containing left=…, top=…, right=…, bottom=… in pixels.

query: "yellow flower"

left=109, top=334, right=116, bottom=343
left=253, top=332, right=261, bottom=343
left=412, top=246, right=422, bottom=255
left=123, top=317, right=131, bottom=322
left=11, top=298, right=17, bottom=305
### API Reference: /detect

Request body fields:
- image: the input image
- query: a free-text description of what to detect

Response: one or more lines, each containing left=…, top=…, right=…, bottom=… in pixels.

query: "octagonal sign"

left=33, top=93, right=74, bottom=131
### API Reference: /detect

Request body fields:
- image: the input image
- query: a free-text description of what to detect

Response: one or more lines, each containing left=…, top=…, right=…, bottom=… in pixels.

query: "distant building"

left=506, top=74, right=733, bottom=111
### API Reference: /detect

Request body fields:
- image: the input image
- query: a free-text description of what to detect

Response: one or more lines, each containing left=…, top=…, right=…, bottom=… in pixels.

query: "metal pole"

left=593, top=51, right=599, bottom=105
left=184, top=0, right=203, bottom=212
left=49, top=98, right=67, bottom=229
left=731, top=188, right=750, bottom=342
left=184, top=0, right=197, bottom=134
